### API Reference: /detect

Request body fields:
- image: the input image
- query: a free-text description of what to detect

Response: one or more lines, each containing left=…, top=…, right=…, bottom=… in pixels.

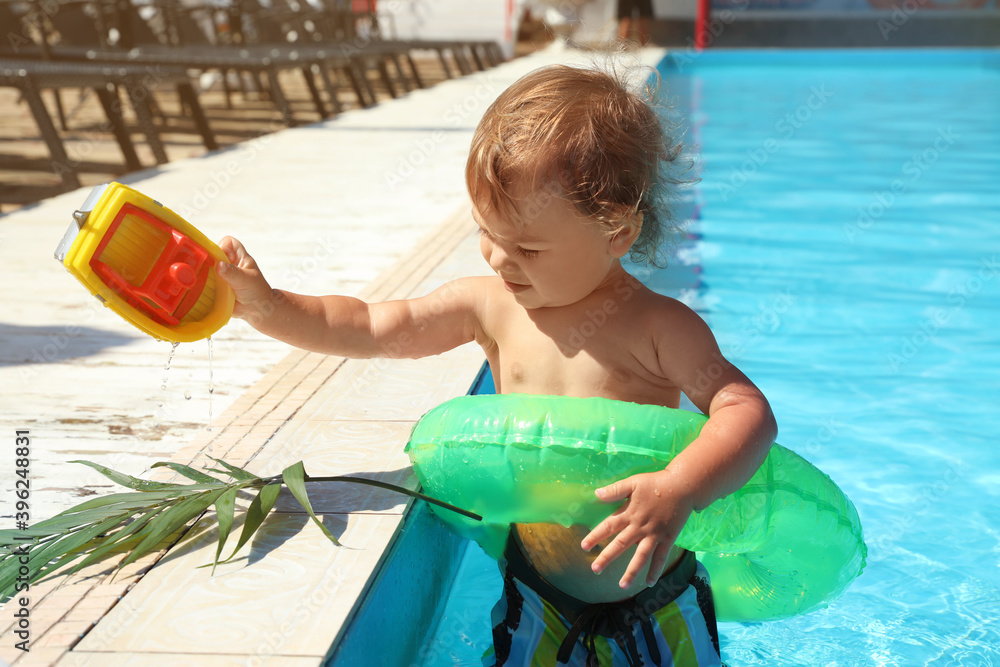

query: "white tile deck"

left=0, top=42, right=668, bottom=666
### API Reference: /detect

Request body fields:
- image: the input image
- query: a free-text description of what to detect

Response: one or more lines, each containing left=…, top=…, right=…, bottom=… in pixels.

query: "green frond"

left=69, top=460, right=191, bottom=492
left=151, top=462, right=227, bottom=484
left=0, top=458, right=479, bottom=603
left=208, top=458, right=261, bottom=482
left=282, top=462, right=341, bottom=546
left=219, top=483, right=281, bottom=564
left=116, top=488, right=226, bottom=573
left=68, top=504, right=168, bottom=576
left=211, top=487, right=238, bottom=575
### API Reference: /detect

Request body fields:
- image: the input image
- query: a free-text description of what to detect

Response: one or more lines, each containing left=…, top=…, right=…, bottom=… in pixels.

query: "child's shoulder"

left=431, top=275, right=499, bottom=293
left=432, top=275, right=510, bottom=311
left=444, top=275, right=505, bottom=296
left=622, top=278, right=702, bottom=316
left=624, top=283, right=713, bottom=339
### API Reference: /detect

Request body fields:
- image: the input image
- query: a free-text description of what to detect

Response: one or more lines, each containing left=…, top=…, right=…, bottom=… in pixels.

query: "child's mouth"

left=503, top=280, right=531, bottom=293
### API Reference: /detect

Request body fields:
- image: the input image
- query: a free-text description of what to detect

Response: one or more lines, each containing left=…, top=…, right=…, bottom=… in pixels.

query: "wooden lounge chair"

left=117, top=1, right=366, bottom=113
left=0, top=57, right=214, bottom=202
left=233, top=0, right=503, bottom=98
left=0, top=2, right=219, bottom=151
left=22, top=0, right=366, bottom=124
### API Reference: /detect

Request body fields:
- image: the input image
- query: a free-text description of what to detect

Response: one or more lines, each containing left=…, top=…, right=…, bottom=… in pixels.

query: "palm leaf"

left=211, top=487, right=238, bottom=575
left=0, top=490, right=214, bottom=553
left=219, top=482, right=281, bottom=564
left=0, top=513, right=125, bottom=598
left=28, top=489, right=186, bottom=521
left=0, top=527, right=67, bottom=546
left=116, top=489, right=226, bottom=573
left=282, top=462, right=340, bottom=546
left=23, top=502, right=169, bottom=533
left=0, top=458, right=480, bottom=603
left=208, top=457, right=260, bottom=482
left=151, top=462, right=225, bottom=484
left=68, top=505, right=167, bottom=576
left=69, top=460, right=188, bottom=491
left=36, top=516, right=141, bottom=583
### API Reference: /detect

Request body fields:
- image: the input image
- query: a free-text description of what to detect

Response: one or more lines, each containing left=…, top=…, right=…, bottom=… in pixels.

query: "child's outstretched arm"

left=581, top=302, right=778, bottom=590
left=217, top=236, right=486, bottom=358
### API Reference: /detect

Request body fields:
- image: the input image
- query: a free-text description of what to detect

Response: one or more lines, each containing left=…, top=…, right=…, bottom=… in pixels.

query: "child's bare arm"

left=581, top=302, right=777, bottom=589
left=218, top=236, right=485, bottom=358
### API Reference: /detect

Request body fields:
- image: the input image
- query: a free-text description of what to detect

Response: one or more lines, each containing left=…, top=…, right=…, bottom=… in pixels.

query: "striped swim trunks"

left=483, top=536, right=723, bottom=667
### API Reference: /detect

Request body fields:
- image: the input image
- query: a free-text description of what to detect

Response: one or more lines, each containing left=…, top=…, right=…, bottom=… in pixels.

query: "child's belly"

left=512, top=523, right=686, bottom=604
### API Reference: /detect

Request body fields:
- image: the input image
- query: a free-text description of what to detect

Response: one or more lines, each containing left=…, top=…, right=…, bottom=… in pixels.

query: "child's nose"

left=486, top=244, right=515, bottom=273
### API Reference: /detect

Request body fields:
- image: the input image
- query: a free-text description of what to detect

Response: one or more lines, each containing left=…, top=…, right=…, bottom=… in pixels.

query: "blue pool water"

left=417, top=50, right=1000, bottom=666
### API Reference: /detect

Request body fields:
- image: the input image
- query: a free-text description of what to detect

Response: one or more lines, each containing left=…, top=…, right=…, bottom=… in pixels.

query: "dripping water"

left=156, top=341, right=181, bottom=429
left=207, top=336, right=215, bottom=430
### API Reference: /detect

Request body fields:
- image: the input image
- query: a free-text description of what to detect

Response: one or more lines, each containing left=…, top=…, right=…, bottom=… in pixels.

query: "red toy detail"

left=89, top=204, right=211, bottom=327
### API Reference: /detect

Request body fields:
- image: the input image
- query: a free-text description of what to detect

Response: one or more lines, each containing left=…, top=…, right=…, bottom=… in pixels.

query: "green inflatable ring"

left=404, top=394, right=867, bottom=622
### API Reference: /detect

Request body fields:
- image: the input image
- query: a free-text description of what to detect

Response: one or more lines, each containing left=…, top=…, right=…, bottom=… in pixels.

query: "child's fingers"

left=618, top=537, right=656, bottom=589
left=580, top=494, right=632, bottom=552
left=589, top=524, right=638, bottom=575
left=215, top=237, right=263, bottom=291
left=594, top=478, right=631, bottom=502
left=218, top=236, right=258, bottom=269
left=644, top=542, right=675, bottom=586
left=582, top=477, right=634, bottom=549
left=218, top=266, right=266, bottom=320
left=216, top=260, right=244, bottom=288
left=218, top=236, right=241, bottom=263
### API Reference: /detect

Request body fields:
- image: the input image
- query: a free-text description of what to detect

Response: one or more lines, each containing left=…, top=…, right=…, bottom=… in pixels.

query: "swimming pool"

left=410, top=49, right=1000, bottom=666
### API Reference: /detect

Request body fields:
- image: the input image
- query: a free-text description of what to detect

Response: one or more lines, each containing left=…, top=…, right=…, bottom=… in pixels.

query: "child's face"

left=473, top=184, right=627, bottom=310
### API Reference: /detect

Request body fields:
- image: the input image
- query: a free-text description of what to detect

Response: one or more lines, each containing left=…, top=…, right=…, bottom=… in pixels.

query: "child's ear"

left=609, top=212, right=643, bottom=258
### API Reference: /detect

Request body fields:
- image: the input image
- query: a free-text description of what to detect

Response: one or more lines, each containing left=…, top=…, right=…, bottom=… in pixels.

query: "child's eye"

left=516, top=247, right=539, bottom=259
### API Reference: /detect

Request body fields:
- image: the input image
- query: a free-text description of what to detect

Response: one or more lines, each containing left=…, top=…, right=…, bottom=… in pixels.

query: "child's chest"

left=485, top=302, right=680, bottom=404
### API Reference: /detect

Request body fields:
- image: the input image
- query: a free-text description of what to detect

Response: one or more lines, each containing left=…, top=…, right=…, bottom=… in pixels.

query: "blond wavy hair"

left=466, top=63, right=691, bottom=267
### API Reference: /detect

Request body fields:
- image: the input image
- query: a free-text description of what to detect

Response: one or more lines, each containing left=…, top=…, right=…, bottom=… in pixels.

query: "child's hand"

left=580, top=468, right=694, bottom=590
left=217, top=236, right=275, bottom=320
